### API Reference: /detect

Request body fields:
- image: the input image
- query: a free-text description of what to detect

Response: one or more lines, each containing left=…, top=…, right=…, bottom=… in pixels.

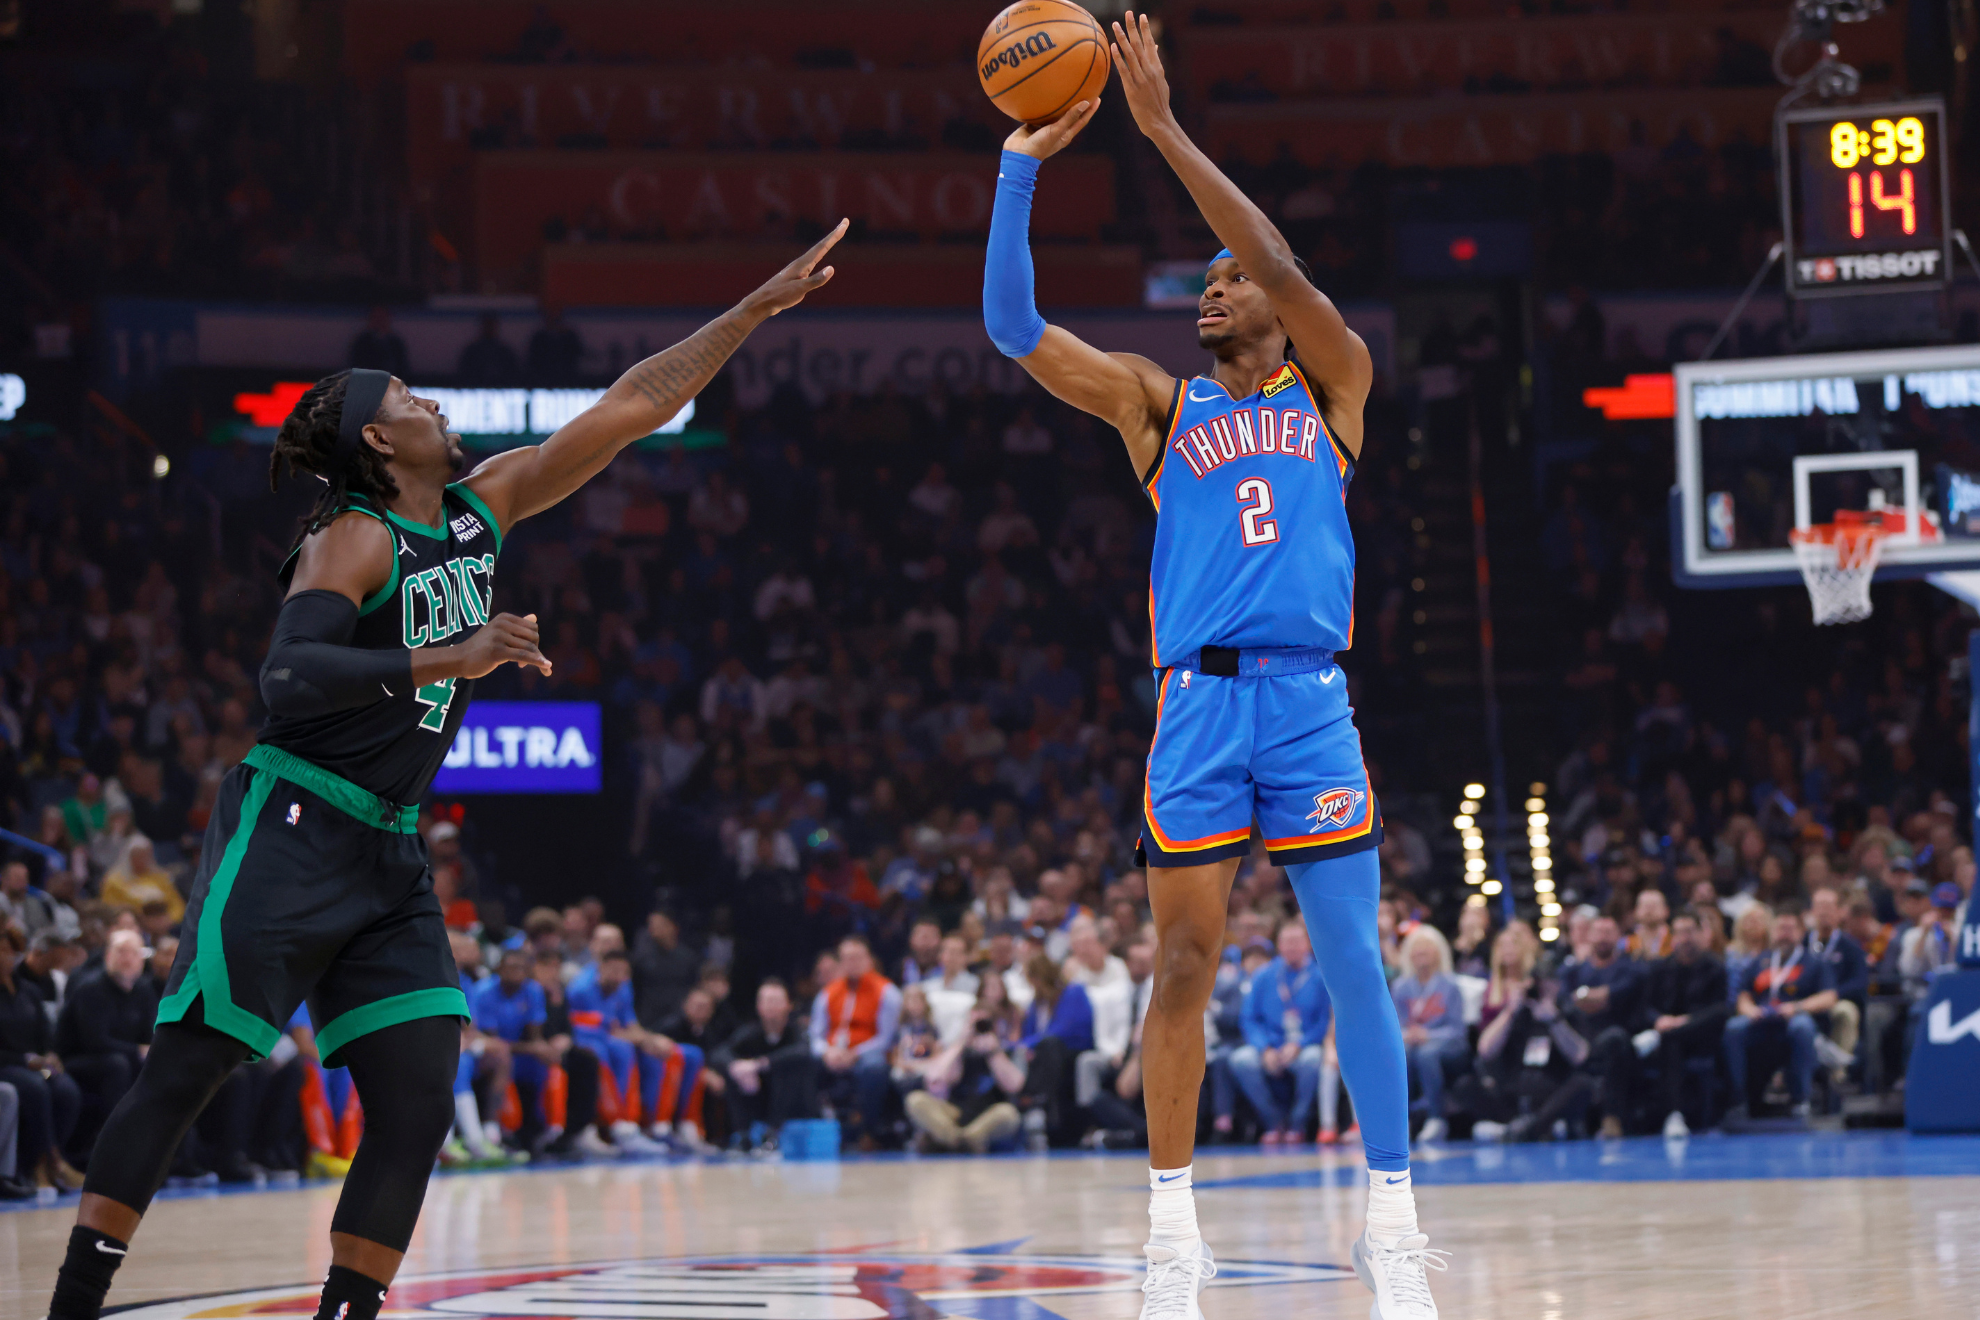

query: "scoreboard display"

left=1778, top=98, right=1951, bottom=299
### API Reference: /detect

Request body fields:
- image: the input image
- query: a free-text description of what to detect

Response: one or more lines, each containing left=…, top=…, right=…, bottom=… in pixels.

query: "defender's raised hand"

left=1111, top=11, right=1178, bottom=140
left=743, top=218, right=848, bottom=317
left=1004, top=97, right=1102, bottom=161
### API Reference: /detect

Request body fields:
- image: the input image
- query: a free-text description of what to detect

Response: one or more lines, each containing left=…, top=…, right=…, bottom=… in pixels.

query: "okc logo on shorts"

left=1306, top=787, right=1365, bottom=831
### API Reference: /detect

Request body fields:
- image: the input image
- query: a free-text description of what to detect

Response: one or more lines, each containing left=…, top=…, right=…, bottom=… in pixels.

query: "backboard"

left=1672, top=342, right=1980, bottom=590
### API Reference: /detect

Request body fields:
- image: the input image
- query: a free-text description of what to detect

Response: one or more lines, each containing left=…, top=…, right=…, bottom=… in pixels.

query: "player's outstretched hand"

left=743, top=220, right=848, bottom=317
left=1110, top=11, right=1177, bottom=139
left=458, top=612, right=552, bottom=679
left=1003, top=97, right=1100, bottom=160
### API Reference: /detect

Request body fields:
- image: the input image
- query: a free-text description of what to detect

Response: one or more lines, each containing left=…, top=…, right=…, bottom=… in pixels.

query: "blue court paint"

left=957, top=1237, right=1034, bottom=1255
left=10, top=1133, right=1979, bottom=1216
left=1192, top=1132, right=1980, bottom=1189
left=933, top=1299, right=1077, bottom=1320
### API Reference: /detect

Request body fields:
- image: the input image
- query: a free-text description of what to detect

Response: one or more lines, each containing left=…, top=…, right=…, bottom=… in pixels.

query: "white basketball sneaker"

left=1352, top=1229, right=1448, bottom=1320
left=1140, top=1239, right=1216, bottom=1319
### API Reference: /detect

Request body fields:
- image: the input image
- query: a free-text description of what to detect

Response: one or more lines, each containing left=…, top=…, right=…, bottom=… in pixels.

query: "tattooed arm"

left=461, top=222, right=845, bottom=531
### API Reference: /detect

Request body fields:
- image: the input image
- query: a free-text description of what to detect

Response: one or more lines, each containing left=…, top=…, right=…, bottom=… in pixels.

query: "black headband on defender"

left=336, top=368, right=393, bottom=470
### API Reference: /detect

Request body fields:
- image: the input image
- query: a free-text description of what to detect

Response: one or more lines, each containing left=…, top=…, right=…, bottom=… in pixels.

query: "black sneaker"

left=0, top=1176, right=35, bottom=1201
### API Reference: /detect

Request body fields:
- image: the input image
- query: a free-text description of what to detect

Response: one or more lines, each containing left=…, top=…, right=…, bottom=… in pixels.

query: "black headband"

left=336, top=369, right=393, bottom=469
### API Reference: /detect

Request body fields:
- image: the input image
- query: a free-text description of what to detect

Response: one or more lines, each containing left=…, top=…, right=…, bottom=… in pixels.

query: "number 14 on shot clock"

left=1777, top=98, right=1952, bottom=299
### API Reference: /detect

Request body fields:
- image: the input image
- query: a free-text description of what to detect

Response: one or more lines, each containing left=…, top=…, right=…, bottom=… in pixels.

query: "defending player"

left=46, top=223, right=846, bottom=1320
left=981, top=16, right=1443, bottom=1320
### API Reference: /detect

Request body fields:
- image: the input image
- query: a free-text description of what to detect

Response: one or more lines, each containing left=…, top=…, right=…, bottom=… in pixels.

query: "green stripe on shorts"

left=315, top=986, right=470, bottom=1067
left=156, top=768, right=283, bottom=1059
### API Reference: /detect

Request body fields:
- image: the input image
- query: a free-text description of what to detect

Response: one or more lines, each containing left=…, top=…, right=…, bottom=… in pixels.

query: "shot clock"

left=1777, top=99, right=1952, bottom=298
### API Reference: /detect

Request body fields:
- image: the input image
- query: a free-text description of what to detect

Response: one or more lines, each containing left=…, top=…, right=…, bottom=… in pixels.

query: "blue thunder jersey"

left=1143, top=360, right=1355, bottom=666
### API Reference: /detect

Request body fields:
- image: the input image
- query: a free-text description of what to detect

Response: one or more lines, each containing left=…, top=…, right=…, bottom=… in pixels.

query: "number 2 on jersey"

left=414, top=676, right=459, bottom=732
left=1236, top=477, right=1280, bottom=546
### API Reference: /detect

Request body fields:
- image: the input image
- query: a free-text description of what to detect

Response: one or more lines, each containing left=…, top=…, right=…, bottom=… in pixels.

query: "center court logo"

left=1306, top=787, right=1365, bottom=830
left=101, top=1250, right=1353, bottom=1320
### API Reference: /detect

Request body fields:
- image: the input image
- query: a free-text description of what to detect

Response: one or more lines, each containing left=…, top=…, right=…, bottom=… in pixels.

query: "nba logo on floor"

left=1306, top=787, right=1364, bottom=830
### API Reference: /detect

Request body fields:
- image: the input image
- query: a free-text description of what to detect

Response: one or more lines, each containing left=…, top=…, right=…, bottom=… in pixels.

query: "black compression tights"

left=86, top=1003, right=461, bottom=1252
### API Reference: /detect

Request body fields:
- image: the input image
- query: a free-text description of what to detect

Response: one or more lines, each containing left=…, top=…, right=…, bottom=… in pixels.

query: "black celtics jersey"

left=263, top=483, right=503, bottom=807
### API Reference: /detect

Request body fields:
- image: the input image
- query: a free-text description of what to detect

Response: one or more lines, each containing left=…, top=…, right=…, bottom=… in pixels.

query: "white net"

left=1789, top=522, right=1888, bottom=625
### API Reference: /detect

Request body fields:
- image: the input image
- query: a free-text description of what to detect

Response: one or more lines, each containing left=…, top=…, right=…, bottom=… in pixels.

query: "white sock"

left=454, top=1092, right=489, bottom=1156
left=1149, top=1166, right=1200, bottom=1250
left=1366, top=1168, right=1420, bottom=1245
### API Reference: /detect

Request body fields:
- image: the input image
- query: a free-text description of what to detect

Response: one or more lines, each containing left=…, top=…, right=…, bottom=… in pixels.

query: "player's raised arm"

left=460, top=222, right=847, bottom=531
left=984, top=102, right=1177, bottom=478
left=1110, top=11, right=1372, bottom=454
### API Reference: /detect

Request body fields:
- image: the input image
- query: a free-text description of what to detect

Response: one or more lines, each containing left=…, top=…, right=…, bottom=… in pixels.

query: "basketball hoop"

left=1789, top=510, right=1890, bottom=624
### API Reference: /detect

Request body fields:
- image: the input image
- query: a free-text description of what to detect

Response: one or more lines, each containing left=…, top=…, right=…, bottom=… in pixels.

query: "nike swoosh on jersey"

left=1318, top=670, right=1339, bottom=684
left=1188, top=390, right=1223, bottom=403
left=381, top=683, right=394, bottom=697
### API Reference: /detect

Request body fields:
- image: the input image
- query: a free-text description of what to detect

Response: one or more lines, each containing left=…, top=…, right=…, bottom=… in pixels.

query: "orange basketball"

left=977, top=0, right=1111, bottom=127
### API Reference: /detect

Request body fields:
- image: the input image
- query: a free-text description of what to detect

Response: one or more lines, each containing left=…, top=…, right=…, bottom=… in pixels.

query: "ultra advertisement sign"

left=432, top=700, right=602, bottom=795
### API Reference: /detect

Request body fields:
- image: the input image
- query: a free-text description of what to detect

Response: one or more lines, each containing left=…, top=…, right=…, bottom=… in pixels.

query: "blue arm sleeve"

left=983, top=150, right=1048, bottom=359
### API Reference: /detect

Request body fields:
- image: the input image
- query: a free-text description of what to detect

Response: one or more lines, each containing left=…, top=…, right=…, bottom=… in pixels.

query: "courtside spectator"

left=923, top=933, right=981, bottom=1045
left=1898, top=883, right=1962, bottom=998
left=1208, top=937, right=1273, bottom=1142
left=0, top=937, right=80, bottom=1190
left=809, top=935, right=900, bottom=1148
left=1805, top=886, right=1868, bottom=1080
left=903, top=989, right=1027, bottom=1155
left=1230, top=920, right=1330, bottom=1145
left=1558, top=914, right=1643, bottom=1137
left=714, top=978, right=816, bottom=1150
left=55, top=929, right=154, bottom=1160
left=1018, top=951, right=1093, bottom=1146
left=1465, top=924, right=1594, bottom=1142
left=1392, top=926, right=1466, bottom=1144
left=1634, top=910, right=1729, bottom=1136
left=1726, top=909, right=1838, bottom=1121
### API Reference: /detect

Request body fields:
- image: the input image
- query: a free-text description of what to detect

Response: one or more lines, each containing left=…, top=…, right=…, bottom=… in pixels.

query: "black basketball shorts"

left=156, top=743, right=468, bottom=1066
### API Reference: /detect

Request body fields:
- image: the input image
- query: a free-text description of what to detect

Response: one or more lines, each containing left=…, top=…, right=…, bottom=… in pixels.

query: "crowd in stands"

left=2, top=273, right=1978, bottom=1190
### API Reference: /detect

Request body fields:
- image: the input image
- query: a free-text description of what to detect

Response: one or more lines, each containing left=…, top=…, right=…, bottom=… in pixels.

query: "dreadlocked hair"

left=269, top=369, right=399, bottom=548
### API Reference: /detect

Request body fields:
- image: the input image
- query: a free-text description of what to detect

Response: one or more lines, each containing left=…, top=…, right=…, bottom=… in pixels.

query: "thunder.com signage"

left=433, top=701, right=602, bottom=794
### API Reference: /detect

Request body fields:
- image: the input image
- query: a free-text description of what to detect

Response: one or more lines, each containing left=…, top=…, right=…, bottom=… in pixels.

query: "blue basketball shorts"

left=1138, top=649, right=1382, bottom=868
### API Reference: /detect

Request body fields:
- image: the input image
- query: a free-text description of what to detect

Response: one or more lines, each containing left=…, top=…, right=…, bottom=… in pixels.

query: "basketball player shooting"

left=982, top=16, right=1443, bottom=1320
left=45, top=224, right=845, bottom=1320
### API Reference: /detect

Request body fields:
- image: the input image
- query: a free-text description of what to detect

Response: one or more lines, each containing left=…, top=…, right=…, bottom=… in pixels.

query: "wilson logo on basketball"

left=982, top=29, right=1058, bottom=80
left=1307, top=787, right=1365, bottom=830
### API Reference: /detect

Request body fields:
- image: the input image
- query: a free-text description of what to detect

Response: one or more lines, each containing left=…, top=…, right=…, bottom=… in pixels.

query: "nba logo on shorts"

left=1307, top=787, right=1365, bottom=830
left=287, top=802, right=301, bottom=826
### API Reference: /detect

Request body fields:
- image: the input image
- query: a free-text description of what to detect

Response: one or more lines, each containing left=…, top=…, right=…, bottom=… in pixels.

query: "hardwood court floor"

left=2, top=1133, right=1977, bottom=1320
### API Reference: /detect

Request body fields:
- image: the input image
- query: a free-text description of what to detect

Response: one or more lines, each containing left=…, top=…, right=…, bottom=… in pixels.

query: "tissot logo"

left=1798, top=249, right=1942, bottom=283
left=96, top=1249, right=1354, bottom=1320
